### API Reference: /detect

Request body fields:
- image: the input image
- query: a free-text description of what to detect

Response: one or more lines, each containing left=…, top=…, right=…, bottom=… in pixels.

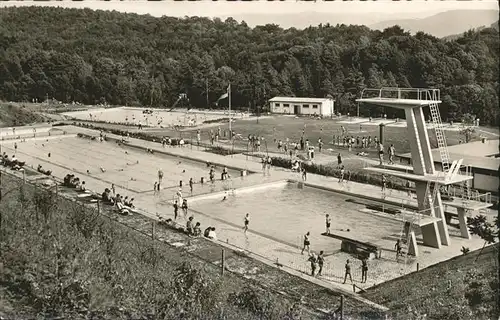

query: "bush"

left=203, top=117, right=229, bottom=124
left=205, top=145, right=241, bottom=156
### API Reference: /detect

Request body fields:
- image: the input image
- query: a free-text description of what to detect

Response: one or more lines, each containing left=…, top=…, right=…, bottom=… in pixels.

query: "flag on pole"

left=215, top=85, right=230, bottom=106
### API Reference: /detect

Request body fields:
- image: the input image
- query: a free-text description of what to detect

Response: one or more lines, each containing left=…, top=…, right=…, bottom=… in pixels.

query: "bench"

left=321, top=233, right=380, bottom=260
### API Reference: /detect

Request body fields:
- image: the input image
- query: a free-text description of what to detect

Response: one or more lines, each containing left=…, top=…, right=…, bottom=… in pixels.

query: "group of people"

left=160, top=136, right=185, bottom=147
left=152, top=163, right=233, bottom=199
left=63, top=173, right=86, bottom=191
left=100, top=184, right=135, bottom=214
left=290, top=159, right=308, bottom=180
left=1, top=152, right=25, bottom=171
left=276, top=135, right=313, bottom=158
left=207, top=163, right=230, bottom=182
left=36, top=164, right=52, bottom=176
left=302, top=227, right=369, bottom=283
left=332, top=134, right=380, bottom=151
left=163, top=204, right=217, bottom=240
left=172, top=198, right=189, bottom=220
left=248, top=134, right=264, bottom=152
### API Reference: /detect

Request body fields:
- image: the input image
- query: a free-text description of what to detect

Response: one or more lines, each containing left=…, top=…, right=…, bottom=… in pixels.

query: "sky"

left=0, top=0, right=498, bottom=20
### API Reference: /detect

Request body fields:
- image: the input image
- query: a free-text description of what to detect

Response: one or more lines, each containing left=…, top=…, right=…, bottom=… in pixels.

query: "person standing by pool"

left=395, top=239, right=403, bottom=261
left=173, top=200, right=179, bottom=220
left=307, top=253, right=317, bottom=276
left=181, top=199, right=188, bottom=217
left=209, top=168, right=215, bottom=183
left=361, top=258, right=368, bottom=283
left=339, top=165, right=345, bottom=183
left=158, top=169, right=164, bottom=188
left=243, top=213, right=250, bottom=233
left=378, top=142, right=384, bottom=165
left=317, top=251, right=325, bottom=277
left=343, top=259, right=353, bottom=284
left=301, top=231, right=311, bottom=255
left=388, top=144, right=396, bottom=165
left=301, top=167, right=307, bottom=181
left=221, top=167, right=229, bottom=180
left=337, top=153, right=342, bottom=168
left=325, top=214, right=331, bottom=235
left=189, top=178, right=194, bottom=193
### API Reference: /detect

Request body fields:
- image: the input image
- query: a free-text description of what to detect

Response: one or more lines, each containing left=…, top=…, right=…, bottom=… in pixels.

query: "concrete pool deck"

left=3, top=124, right=493, bottom=292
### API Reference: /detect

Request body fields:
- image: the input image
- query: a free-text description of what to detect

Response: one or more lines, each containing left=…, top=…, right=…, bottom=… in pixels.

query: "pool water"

left=190, top=183, right=403, bottom=252
left=63, top=107, right=227, bottom=128
left=5, top=137, right=242, bottom=193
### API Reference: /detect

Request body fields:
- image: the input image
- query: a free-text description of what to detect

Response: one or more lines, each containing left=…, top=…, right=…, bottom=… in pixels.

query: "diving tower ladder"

left=424, top=89, right=452, bottom=208
left=427, top=90, right=451, bottom=173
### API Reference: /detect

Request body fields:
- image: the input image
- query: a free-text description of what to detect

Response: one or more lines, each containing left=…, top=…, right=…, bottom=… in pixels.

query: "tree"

left=0, top=6, right=498, bottom=124
left=467, top=215, right=499, bottom=261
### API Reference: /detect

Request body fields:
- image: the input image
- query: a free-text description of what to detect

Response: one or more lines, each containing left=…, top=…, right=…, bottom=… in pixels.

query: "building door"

left=294, top=105, right=300, bottom=115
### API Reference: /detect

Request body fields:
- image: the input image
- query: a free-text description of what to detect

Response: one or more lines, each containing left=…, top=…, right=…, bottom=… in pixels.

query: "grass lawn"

left=362, top=244, right=500, bottom=320
left=179, top=116, right=489, bottom=156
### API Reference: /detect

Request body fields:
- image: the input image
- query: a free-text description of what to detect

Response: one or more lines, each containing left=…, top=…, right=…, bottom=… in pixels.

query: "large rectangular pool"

left=2, top=136, right=243, bottom=193
left=190, top=183, right=403, bottom=252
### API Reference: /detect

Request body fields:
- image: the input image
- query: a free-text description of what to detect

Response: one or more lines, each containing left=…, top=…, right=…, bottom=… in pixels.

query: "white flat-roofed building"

left=269, top=97, right=334, bottom=116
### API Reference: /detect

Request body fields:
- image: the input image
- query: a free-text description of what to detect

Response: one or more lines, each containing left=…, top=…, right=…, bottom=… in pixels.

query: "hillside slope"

left=370, top=10, right=499, bottom=38
left=362, top=245, right=499, bottom=319
left=0, top=103, right=48, bottom=127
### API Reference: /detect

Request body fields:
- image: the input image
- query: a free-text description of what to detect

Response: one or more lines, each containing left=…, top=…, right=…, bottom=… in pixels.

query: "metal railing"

left=359, top=87, right=441, bottom=102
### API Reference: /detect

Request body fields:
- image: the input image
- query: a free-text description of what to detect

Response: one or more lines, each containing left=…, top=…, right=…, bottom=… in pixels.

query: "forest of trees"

left=0, top=7, right=498, bottom=124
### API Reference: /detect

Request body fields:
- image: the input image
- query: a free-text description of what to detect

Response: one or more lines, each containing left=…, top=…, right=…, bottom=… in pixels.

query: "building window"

left=283, top=104, right=290, bottom=107
left=274, top=103, right=280, bottom=107
left=303, top=104, right=309, bottom=108
left=312, top=105, right=318, bottom=109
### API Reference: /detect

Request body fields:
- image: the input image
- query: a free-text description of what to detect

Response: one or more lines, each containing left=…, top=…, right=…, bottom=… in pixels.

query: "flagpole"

left=228, top=84, right=232, bottom=139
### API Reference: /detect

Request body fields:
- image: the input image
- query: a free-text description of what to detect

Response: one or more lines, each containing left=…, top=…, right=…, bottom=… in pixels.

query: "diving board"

left=364, top=167, right=472, bottom=185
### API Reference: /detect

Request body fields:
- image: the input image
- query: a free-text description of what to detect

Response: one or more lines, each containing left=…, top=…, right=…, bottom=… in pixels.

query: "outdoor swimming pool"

left=63, top=107, right=237, bottom=128
left=190, top=183, right=403, bottom=252
left=2, top=136, right=243, bottom=193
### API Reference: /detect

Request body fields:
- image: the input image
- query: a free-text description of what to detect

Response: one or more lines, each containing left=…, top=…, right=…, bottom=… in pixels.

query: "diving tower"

left=356, top=87, right=492, bottom=256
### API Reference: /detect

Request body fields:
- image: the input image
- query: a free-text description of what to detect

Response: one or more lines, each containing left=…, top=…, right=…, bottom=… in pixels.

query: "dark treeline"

left=0, top=7, right=498, bottom=124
